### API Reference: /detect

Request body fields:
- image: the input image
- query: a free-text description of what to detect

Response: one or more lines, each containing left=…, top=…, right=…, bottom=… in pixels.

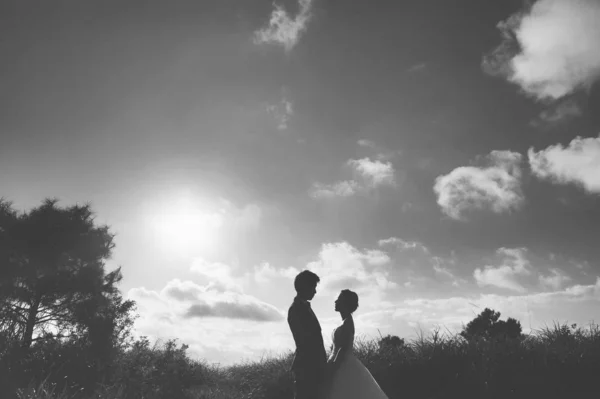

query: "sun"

left=148, top=196, right=223, bottom=257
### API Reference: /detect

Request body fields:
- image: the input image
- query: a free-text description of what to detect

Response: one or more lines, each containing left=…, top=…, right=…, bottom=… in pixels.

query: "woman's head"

left=334, top=289, right=359, bottom=314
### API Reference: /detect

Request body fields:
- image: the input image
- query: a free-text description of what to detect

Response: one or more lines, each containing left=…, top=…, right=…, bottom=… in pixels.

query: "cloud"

left=184, top=294, right=283, bottom=322
left=362, top=276, right=600, bottom=339
left=407, top=63, right=427, bottom=73
left=309, top=180, right=360, bottom=198
left=528, top=135, right=600, bottom=193
left=473, top=248, right=531, bottom=292
left=253, top=0, right=315, bottom=52
left=310, top=157, right=396, bottom=199
left=127, top=280, right=290, bottom=365
left=190, top=258, right=243, bottom=292
left=433, top=150, right=524, bottom=220
left=267, top=96, right=293, bottom=131
left=483, top=0, right=600, bottom=101
left=378, top=237, right=429, bottom=253
left=405, top=276, right=599, bottom=330
left=531, top=97, right=583, bottom=127
left=357, top=139, right=376, bottom=148
left=432, top=256, right=463, bottom=287
left=539, top=268, right=572, bottom=290
left=131, top=279, right=283, bottom=322
left=348, top=158, right=396, bottom=187
left=306, top=242, right=397, bottom=295
left=355, top=140, right=402, bottom=162
left=253, top=262, right=299, bottom=284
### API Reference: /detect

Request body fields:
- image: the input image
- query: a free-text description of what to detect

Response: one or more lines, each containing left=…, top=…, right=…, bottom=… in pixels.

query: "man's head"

left=294, top=270, right=320, bottom=301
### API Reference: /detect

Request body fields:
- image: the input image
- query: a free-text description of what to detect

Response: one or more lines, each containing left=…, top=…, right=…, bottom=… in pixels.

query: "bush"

left=107, top=337, right=206, bottom=399
left=12, top=321, right=600, bottom=399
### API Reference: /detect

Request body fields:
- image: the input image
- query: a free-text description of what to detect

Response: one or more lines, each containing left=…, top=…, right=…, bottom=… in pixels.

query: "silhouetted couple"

left=288, top=270, right=388, bottom=399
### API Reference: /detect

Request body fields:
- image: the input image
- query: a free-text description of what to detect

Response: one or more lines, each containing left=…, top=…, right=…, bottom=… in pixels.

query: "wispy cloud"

left=131, top=279, right=283, bottom=323
left=190, top=258, right=244, bottom=293
left=310, top=156, right=396, bottom=199
left=483, top=0, right=600, bottom=101
left=539, top=268, right=572, bottom=290
left=407, top=63, right=427, bottom=73
left=432, top=256, right=465, bottom=287
left=309, top=180, right=360, bottom=199
left=378, top=237, right=429, bottom=253
left=348, top=158, right=396, bottom=187
left=530, top=97, right=583, bottom=128
left=184, top=294, right=283, bottom=322
left=434, top=150, right=524, bottom=220
left=306, top=242, right=397, bottom=296
left=528, top=135, right=600, bottom=194
left=380, top=276, right=600, bottom=335
left=267, top=95, right=293, bottom=130
left=252, top=262, right=299, bottom=284
left=357, top=139, right=376, bottom=148
left=473, top=248, right=531, bottom=293
left=127, top=280, right=291, bottom=365
left=253, top=0, right=315, bottom=52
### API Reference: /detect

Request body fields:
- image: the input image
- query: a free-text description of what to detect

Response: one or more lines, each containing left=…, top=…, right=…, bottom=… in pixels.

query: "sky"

left=1, top=0, right=600, bottom=365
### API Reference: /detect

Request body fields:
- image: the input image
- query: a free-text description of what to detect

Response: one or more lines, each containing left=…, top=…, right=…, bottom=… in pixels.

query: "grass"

left=7, top=322, right=600, bottom=399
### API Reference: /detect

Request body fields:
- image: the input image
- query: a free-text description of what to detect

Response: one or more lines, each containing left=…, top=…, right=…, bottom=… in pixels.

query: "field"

left=6, top=322, right=599, bottom=399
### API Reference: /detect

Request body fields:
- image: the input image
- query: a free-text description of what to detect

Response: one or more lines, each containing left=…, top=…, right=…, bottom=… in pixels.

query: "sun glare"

left=148, top=196, right=223, bottom=257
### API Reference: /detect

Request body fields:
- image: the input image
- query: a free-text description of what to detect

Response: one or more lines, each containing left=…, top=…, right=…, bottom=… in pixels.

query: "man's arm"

left=288, top=305, right=314, bottom=352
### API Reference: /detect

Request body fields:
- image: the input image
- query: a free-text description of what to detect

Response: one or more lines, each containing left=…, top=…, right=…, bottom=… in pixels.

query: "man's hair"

left=294, top=270, right=320, bottom=293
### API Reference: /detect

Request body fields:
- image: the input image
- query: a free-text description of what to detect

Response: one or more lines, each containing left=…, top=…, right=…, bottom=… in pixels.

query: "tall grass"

left=10, top=322, right=600, bottom=399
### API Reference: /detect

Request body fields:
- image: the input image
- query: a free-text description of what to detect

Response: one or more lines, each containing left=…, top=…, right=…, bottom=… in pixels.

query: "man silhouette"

left=288, top=270, right=327, bottom=399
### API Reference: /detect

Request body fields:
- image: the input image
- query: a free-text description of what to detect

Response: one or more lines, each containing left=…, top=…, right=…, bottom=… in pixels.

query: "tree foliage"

left=460, top=307, right=523, bottom=341
left=378, top=334, right=405, bottom=350
left=0, top=198, right=136, bottom=352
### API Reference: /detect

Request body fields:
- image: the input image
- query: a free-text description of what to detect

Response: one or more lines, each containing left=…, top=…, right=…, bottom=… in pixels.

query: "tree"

left=460, top=307, right=522, bottom=341
left=378, top=334, right=405, bottom=350
left=0, top=198, right=134, bottom=350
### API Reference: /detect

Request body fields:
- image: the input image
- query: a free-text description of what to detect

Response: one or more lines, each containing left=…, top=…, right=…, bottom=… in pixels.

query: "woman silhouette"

left=323, top=289, right=389, bottom=399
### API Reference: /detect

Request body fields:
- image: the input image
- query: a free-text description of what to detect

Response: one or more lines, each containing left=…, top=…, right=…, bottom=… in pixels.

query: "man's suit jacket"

left=288, top=296, right=327, bottom=374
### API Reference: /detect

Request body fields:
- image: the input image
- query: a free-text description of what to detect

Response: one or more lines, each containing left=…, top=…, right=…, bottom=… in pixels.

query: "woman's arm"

left=327, top=320, right=353, bottom=373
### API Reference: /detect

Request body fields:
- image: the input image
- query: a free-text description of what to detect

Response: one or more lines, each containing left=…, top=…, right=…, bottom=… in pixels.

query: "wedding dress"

left=325, top=316, right=389, bottom=399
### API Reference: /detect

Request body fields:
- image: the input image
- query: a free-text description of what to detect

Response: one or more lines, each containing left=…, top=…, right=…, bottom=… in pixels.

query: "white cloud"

left=253, top=0, right=315, bottom=52
left=309, top=180, right=360, bottom=199
left=539, top=268, right=572, bottom=290
left=433, top=150, right=524, bottom=220
left=253, top=262, right=299, bottom=284
left=473, top=248, right=531, bottom=292
left=531, top=98, right=583, bottom=127
left=306, top=242, right=397, bottom=295
left=127, top=279, right=289, bottom=366
left=378, top=237, right=429, bottom=253
left=348, top=158, right=396, bottom=187
left=184, top=295, right=283, bottom=322
left=190, top=258, right=244, bottom=292
left=357, top=139, right=376, bottom=148
left=267, top=97, right=293, bottom=130
left=432, top=257, right=458, bottom=281
left=131, top=279, right=284, bottom=323
left=407, top=63, right=427, bottom=73
left=528, top=135, right=600, bottom=193
left=484, top=0, right=600, bottom=101
left=310, top=155, right=397, bottom=199
left=366, top=276, right=600, bottom=338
